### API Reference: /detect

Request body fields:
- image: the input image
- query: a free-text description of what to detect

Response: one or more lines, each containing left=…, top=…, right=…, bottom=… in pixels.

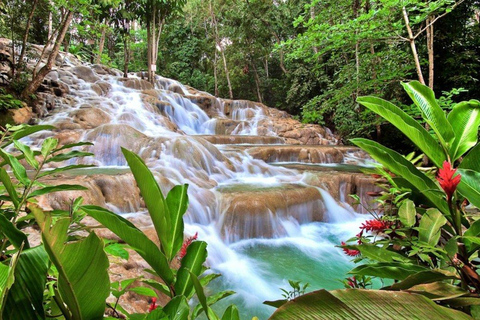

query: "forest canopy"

left=0, top=0, right=479, bottom=142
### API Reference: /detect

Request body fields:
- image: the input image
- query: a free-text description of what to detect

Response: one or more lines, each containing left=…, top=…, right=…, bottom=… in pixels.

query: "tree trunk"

left=123, top=35, right=130, bottom=78
left=22, top=10, right=73, bottom=99
left=402, top=7, right=425, bottom=85
left=17, top=0, right=38, bottom=76
left=426, top=15, right=434, bottom=89
left=147, top=18, right=153, bottom=83
left=95, top=25, right=107, bottom=64
left=251, top=61, right=263, bottom=103
left=209, top=0, right=232, bottom=99
left=214, top=49, right=219, bottom=97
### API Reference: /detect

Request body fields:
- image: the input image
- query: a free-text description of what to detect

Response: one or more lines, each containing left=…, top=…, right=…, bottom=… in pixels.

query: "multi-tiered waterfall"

left=13, top=45, right=378, bottom=318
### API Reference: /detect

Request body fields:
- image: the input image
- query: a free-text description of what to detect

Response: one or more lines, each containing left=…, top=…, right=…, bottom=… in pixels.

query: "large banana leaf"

left=351, top=138, right=448, bottom=214
left=3, top=246, right=49, bottom=320
left=269, top=289, right=472, bottom=320
left=81, top=205, right=174, bottom=286
left=357, top=96, right=445, bottom=167
left=447, top=100, right=480, bottom=161
left=0, top=214, right=28, bottom=249
left=31, top=206, right=110, bottom=320
left=402, top=81, right=455, bottom=148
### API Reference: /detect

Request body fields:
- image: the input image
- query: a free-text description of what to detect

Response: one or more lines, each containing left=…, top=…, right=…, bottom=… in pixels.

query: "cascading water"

left=27, top=53, right=378, bottom=319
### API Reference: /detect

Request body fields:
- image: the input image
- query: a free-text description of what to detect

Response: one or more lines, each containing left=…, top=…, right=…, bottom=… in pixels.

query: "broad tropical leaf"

left=402, top=81, right=455, bottom=148
left=0, top=215, right=28, bottom=249
left=407, top=282, right=468, bottom=300
left=350, top=138, right=448, bottom=214
left=3, top=246, right=49, bottom=320
left=163, top=296, right=190, bottom=320
left=31, top=205, right=109, bottom=320
left=269, top=289, right=472, bottom=320
left=459, top=143, right=480, bottom=172
left=81, top=205, right=174, bottom=286
left=189, top=270, right=220, bottom=320
left=175, top=241, right=208, bottom=298
left=193, top=290, right=236, bottom=319
left=28, top=184, right=88, bottom=198
left=388, top=270, right=459, bottom=290
left=418, top=209, right=447, bottom=246
left=0, top=149, right=30, bottom=186
left=13, top=140, right=38, bottom=169
left=349, top=262, right=428, bottom=280
left=447, top=100, right=480, bottom=161
left=121, top=148, right=172, bottom=259
left=457, top=169, right=480, bottom=209
left=165, top=184, right=189, bottom=261
left=0, top=168, right=19, bottom=208
left=353, top=244, right=411, bottom=263
left=357, top=96, right=445, bottom=167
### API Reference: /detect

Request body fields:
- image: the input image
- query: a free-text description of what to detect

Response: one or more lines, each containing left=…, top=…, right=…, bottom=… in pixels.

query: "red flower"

left=437, top=161, right=461, bottom=202
left=360, top=219, right=392, bottom=234
left=341, top=241, right=360, bottom=256
left=148, top=297, right=158, bottom=312
left=179, top=232, right=198, bottom=260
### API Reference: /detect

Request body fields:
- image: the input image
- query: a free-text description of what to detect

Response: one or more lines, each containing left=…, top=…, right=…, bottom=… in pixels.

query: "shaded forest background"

left=1, top=0, right=479, bottom=145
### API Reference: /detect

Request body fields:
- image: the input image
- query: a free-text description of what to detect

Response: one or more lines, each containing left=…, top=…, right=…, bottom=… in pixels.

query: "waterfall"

left=28, top=58, right=377, bottom=319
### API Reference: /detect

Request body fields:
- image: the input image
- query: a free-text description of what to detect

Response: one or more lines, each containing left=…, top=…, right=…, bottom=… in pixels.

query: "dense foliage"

left=1, top=0, right=478, bottom=141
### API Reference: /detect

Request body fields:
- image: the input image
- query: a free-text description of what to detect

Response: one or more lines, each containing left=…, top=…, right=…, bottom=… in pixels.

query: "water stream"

left=30, top=58, right=376, bottom=319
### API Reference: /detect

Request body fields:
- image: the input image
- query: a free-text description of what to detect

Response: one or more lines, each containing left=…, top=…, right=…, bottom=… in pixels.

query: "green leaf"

left=447, top=100, right=480, bottom=161
left=121, top=148, right=172, bottom=259
left=357, top=96, right=445, bottom=167
left=221, top=305, right=240, bottom=320
left=272, top=289, right=473, bottom=320
left=165, top=184, right=189, bottom=262
left=143, top=279, right=171, bottom=296
left=189, top=270, right=220, bottom=320
left=128, top=286, right=157, bottom=298
left=104, top=243, right=129, bottom=260
left=41, top=137, right=59, bottom=158
left=13, top=140, right=38, bottom=170
left=349, top=262, right=428, bottom=280
left=463, top=219, right=480, bottom=255
left=175, top=241, right=208, bottom=298
left=81, top=205, right=174, bottom=287
left=0, top=215, right=29, bottom=249
left=351, top=138, right=448, bottom=214
left=354, top=244, right=411, bottom=263
left=418, top=209, right=447, bottom=246
left=0, top=149, right=30, bottom=186
left=193, top=290, right=236, bottom=319
left=0, top=245, right=22, bottom=314
left=0, top=168, right=19, bottom=208
left=407, top=282, right=468, bottom=300
left=46, top=151, right=94, bottom=163
left=402, top=81, right=455, bottom=148
left=199, top=273, right=221, bottom=287
left=457, top=169, right=480, bottom=209
left=3, top=246, right=49, bottom=320
left=54, top=141, right=93, bottom=152
left=31, top=205, right=110, bottom=320
left=10, top=125, right=55, bottom=143
left=163, top=296, right=189, bottom=320
left=28, top=184, right=88, bottom=198
left=388, top=270, right=459, bottom=290
left=459, top=143, right=480, bottom=172
left=264, top=299, right=288, bottom=308
left=398, top=199, right=416, bottom=227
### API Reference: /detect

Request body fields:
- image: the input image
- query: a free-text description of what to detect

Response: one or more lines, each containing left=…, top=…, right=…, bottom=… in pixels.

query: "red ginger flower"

left=341, top=241, right=360, bottom=256
left=148, top=297, right=158, bottom=312
left=360, top=219, right=392, bottom=234
left=437, top=161, right=461, bottom=202
left=179, top=232, right=198, bottom=259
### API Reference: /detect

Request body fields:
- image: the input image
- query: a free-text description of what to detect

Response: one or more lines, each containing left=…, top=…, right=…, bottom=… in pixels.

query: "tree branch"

left=413, top=0, right=465, bottom=39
